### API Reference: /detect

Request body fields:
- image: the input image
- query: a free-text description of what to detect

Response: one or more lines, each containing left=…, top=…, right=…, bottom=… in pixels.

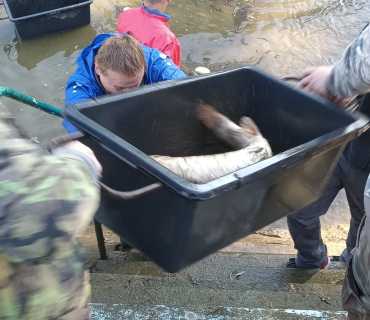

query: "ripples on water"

left=0, top=0, right=369, bottom=143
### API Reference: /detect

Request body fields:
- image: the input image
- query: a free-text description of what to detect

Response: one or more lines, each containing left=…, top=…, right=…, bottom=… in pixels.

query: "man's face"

left=95, top=64, right=144, bottom=94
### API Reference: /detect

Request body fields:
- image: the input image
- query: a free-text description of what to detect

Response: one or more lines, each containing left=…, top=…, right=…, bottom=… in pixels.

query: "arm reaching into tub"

left=299, top=23, right=370, bottom=101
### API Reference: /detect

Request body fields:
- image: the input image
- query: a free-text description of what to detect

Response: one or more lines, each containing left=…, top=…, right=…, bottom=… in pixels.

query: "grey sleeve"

left=326, top=24, right=370, bottom=98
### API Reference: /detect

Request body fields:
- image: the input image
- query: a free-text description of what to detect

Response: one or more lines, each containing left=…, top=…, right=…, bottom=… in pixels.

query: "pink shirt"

left=117, top=6, right=181, bottom=67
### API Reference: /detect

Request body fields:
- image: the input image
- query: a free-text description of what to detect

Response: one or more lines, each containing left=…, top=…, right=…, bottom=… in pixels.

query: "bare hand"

left=299, top=66, right=356, bottom=107
left=65, top=141, right=102, bottom=174
left=299, top=66, right=333, bottom=100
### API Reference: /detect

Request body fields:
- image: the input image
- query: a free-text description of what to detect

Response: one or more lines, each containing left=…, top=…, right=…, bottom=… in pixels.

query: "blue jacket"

left=63, top=33, right=186, bottom=133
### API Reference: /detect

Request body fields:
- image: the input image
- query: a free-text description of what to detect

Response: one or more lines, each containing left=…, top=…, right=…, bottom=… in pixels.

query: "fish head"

left=197, top=102, right=268, bottom=151
left=239, top=117, right=272, bottom=156
left=216, top=116, right=268, bottom=151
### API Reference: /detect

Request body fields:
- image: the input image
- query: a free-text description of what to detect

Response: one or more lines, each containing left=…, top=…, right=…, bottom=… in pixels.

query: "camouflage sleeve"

left=326, top=24, right=370, bottom=98
left=0, top=103, right=100, bottom=263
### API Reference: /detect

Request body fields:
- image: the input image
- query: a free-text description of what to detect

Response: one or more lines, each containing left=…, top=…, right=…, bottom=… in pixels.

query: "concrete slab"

left=90, top=270, right=343, bottom=296
left=220, top=243, right=345, bottom=256
left=108, top=251, right=347, bottom=270
left=90, top=273, right=342, bottom=311
left=110, top=251, right=298, bottom=268
left=90, top=304, right=347, bottom=320
left=94, top=260, right=345, bottom=289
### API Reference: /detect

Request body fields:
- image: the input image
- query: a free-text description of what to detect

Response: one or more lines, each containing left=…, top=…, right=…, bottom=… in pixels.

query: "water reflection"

left=14, top=25, right=97, bottom=70
left=3, top=40, right=18, bottom=63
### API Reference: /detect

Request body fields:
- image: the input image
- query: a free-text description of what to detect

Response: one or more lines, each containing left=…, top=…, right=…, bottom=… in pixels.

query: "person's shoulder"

left=142, top=46, right=171, bottom=73
left=154, top=19, right=179, bottom=42
left=142, top=46, right=179, bottom=65
left=142, top=46, right=186, bottom=80
left=163, top=25, right=179, bottom=42
left=142, top=45, right=163, bottom=61
left=126, top=7, right=141, bottom=13
left=124, top=7, right=141, bottom=12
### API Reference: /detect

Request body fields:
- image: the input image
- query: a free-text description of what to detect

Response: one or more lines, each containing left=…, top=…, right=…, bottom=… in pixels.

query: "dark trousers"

left=287, top=152, right=368, bottom=268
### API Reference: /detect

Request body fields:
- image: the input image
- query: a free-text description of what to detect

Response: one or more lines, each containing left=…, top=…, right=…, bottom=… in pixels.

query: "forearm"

left=326, top=24, right=370, bottom=98
left=52, top=148, right=101, bottom=188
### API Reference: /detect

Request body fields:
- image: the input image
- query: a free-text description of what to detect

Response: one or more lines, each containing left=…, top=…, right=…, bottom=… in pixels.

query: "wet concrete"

left=109, top=251, right=298, bottom=268
left=94, top=260, right=345, bottom=287
left=91, top=250, right=347, bottom=300
left=90, top=303, right=348, bottom=320
left=84, top=222, right=347, bottom=314
left=107, top=251, right=346, bottom=271
left=92, top=261, right=344, bottom=295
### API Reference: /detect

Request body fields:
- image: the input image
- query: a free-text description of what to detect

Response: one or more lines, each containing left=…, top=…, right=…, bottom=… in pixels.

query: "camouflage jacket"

left=327, top=23, right=370, bottom=98
left=0, top=102, right=100, bottom=320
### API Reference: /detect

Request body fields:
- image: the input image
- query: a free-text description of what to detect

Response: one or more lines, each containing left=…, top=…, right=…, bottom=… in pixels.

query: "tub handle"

left=280, top=76, right=303, bottom=82
left=100, top=182, right=163, bottom=200
left=48, top=132, right=163, bottom=201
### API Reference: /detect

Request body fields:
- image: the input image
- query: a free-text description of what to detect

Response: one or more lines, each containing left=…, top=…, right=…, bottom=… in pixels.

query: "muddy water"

left=0, top=0, right=369, bottom=144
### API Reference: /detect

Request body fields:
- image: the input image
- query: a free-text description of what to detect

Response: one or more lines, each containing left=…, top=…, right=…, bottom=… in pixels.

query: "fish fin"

left=239, top=117, right=261, bottom=136
left=197, top=102, right=223, bottom=129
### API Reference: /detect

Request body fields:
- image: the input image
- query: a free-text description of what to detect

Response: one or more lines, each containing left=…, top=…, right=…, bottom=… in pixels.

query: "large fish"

left=198, top=103, right=263, bottom=150
left=150, top=103, right=272, bottom=184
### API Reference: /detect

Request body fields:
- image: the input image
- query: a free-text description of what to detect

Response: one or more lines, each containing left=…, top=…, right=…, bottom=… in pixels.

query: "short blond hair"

left=95, top=35, right=146, bottom=77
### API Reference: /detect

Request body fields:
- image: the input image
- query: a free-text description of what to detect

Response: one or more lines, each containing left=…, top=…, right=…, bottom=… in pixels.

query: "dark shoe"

left=332, top=248, right=350, bottom=262
left=285, top=257, right=330, bottom=269
left=118, top=236, right=132, bottom=250
left=321, top=257, right=330, bottom=269
left=331, top=256, right=340, bottom=262
left=120, top=242, right=132, bottom=250
left=114, top=242, right=133, bottom=251
left=286, top=258, right=300, bottom=268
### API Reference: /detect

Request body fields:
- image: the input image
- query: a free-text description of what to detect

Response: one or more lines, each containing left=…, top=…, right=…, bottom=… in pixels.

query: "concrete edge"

left=90, top=304, right=347, bottom=320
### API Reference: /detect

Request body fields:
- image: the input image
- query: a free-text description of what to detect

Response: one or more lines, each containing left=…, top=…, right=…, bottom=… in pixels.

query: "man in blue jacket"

left=63, top=33, right=186, bottom=133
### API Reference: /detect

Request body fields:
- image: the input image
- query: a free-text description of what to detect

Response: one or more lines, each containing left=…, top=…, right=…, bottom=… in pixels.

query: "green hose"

left=0, top=86, right=63, bottom=117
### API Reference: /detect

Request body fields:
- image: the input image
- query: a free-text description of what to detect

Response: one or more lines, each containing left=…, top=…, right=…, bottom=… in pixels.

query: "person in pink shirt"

left=117, top=0, right=181, bottom=67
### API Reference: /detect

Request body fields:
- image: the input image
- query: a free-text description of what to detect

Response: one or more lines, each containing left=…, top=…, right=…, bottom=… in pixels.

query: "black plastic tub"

left=3, top=0, right=93, bottom=40
left=65, top=67, right=369, bottom=273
